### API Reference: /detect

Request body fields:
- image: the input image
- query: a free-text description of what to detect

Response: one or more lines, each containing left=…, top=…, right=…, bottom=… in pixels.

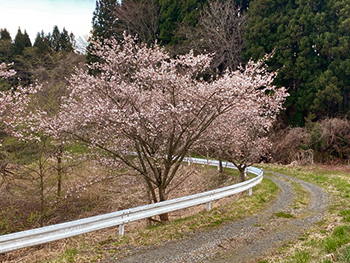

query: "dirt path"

left=104, top=171, right=329, bottom=263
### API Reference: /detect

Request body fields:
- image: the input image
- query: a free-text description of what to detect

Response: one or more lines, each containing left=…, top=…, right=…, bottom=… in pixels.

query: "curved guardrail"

left=0, top=157, right=263, bottom=254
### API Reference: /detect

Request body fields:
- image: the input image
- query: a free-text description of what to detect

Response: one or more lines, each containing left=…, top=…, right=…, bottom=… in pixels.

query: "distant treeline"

left=0, top=26, right=76, bottom=88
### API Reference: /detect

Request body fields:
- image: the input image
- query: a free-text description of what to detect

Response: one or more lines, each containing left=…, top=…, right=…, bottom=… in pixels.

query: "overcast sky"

left=0, top=0, right=96, bottom=42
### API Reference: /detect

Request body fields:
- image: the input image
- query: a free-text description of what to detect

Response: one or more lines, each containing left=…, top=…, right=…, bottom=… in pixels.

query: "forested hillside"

left=0, top=26, right=81, bottom=89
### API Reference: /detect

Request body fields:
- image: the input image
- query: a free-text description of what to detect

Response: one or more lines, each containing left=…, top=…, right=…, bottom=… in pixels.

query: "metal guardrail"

left=0, top=157, right=263, bottom=254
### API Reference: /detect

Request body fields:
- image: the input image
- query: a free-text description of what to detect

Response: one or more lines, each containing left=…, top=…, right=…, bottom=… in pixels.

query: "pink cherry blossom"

left=198, top=55, right=288, bottom=181
left=0, top=63, right=42, bottom=142
left=49, top=34, right=288, bottom=221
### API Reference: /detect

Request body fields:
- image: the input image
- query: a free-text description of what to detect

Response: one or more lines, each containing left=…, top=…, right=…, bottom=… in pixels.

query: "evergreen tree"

left=59, top=28, right=74, bottom=52
left=245, top=0, right=350, bottom=125
left=48, top=26, right=75, bottom=52
left=11, top=29, right=33, bottom=86
left=158, top=0, right=207, bottom=45
left=50, top=26, right=61, bottom=52
left=32, top=32, right=55, bottom=70
left=34, top=31, right=51, bottom=53
left=14, top=28, right=32, bottom=56
left=0, top=28, right=14, bottom=90
left=91, top=0, right=119, bottom=41
left=0, top=28, right=11, bottom=41
left=0, top=29, right=14, bottom=63
left=314, top=0, right=350, bottom=117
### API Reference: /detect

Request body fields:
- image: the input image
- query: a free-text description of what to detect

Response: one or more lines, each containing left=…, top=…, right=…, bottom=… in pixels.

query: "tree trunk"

left=238, top=166, right=246, bottom=182
left=57, top=145, right=63, bottom=197
left=218, top=159, right=223, bottom=173
left=158, top=186, right=169, bottom=222
left=39, top=159, right=45, bottom=227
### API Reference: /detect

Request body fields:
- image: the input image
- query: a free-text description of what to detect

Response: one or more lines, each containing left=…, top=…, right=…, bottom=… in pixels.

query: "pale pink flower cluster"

left=0, top=64, right=42, bottom=142
left=0, top=62, right=15, bottom=79
left=50, top=34, right=288, bottom=201
left=200, top=55, right=289, bottom=178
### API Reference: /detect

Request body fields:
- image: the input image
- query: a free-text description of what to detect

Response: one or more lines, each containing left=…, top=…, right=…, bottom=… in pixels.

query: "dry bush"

left=315, top=118, right=350, bottom=162
left=270, top=127, right=312, bottom=164
left=270, top=118, right=350, bottom=164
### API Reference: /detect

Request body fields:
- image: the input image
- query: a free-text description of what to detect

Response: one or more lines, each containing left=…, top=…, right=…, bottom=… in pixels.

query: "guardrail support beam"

left=206, top=202, right=211, bottom=211
left=119, top=224, right=125, bottom=236
left=249, top=188, right=253, bottom=196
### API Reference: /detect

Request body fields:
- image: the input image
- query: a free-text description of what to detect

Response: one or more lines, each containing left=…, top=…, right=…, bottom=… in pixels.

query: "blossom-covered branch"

left=198, top=56, right=288, bottom=181
left=52, top=34, right=287, bottom=220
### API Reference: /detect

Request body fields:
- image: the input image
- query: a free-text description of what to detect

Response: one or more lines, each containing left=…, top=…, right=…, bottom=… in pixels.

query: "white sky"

left=0, top=0, right=96, bottom=42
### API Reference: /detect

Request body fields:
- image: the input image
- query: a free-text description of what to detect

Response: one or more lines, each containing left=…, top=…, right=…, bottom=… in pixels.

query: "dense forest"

left=0, top=26, right=80, bottom=87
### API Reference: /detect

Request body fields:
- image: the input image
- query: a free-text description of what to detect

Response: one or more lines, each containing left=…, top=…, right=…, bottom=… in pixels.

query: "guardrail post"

left=249, top=188, right=253, bottom=196
left=206, top=202, right=211, bottom=211
left=119, top=224, right=125, bottom=236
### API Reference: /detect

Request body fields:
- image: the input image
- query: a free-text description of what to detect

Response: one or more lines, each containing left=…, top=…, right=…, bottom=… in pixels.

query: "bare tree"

left=178, top=0, right=246, bottom=71
left=114, top=0, right=160, bottom=44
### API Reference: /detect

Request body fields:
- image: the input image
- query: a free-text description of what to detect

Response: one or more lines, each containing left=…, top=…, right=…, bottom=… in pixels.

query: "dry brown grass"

left=0, top=162, right=240, bottom=263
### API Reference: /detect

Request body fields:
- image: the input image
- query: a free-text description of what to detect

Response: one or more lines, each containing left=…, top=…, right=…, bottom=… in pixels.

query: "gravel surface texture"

left=103, top=171, right=329, bottom=263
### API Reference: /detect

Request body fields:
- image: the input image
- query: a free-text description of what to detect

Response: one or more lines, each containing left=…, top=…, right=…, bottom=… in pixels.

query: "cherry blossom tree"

left=0, top=63, right=40, bottom=141
left=0, top=62, right=40, bottom=182
left=198, top=58, right=288, bottom=181
left=51, top=34, right=250, bottom=221
left=50, top=34, right=287, bottom=221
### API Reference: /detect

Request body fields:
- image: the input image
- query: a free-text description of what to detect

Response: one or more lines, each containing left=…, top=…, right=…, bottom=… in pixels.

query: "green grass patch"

left=324, top=225, right=350, bottom=253
left=290, top=180, right=309, bottom=208
left=286, top=250, right=311, bottom=263
left=339, top=245, right=350, bottom=262
left=273, top=211, right=294, bottom=218
left=340, top=210, right=350, bottom=222
left=48, top=248, right=78, bottom=263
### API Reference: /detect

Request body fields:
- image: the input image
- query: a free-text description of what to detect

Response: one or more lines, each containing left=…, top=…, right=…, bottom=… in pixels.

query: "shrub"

left=270, top=118, right=350, bottom=164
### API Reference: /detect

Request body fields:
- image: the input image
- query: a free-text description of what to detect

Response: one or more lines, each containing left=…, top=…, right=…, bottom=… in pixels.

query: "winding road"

left=104, top=171, right=329, bottom=263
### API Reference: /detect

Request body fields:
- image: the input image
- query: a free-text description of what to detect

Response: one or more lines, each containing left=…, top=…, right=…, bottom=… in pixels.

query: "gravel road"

left=104, top=171, right=329, bottom=263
